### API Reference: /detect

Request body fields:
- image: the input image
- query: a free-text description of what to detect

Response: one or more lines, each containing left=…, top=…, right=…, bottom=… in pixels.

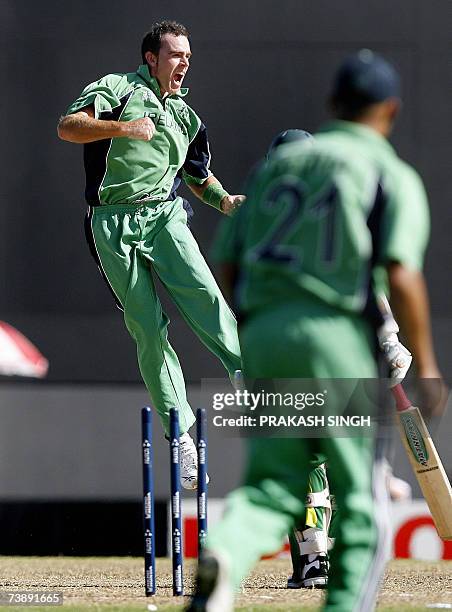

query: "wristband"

left=202, top=182, right=229, bottom=211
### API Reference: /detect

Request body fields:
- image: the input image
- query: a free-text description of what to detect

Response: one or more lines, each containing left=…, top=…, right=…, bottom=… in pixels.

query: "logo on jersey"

left=177, top=106, right=190, bottom=122
left=143, top=110, right=187, bottom=136
left=141, top=89, right=154, bottom=103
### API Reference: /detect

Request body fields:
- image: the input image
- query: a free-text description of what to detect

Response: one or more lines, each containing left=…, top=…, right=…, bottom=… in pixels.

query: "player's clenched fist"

left=125, top=117, right=155, bottom=141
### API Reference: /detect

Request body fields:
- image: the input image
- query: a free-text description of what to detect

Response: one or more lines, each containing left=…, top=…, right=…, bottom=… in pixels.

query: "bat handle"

left=391, top=383, right=413, bottom=412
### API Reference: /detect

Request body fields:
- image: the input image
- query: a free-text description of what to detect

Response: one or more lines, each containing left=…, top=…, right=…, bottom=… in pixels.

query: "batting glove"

left=377, top=317, right=412, bottom=386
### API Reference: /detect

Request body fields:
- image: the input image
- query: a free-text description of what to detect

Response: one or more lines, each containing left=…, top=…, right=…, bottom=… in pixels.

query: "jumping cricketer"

left=58, top=20, right=243, bottom=489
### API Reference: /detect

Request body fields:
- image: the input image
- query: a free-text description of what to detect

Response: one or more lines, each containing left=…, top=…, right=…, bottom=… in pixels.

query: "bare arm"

left=187, top=176, right=218, bottom=201
left=187, top=176, right=245, bottom=215
left=57, top=105, right=155, bottom=144
left=388, top=262, right=448, bottom=416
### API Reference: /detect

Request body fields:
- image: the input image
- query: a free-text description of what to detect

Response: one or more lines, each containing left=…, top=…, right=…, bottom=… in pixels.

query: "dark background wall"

left=0, top=0, right=450, bottom=382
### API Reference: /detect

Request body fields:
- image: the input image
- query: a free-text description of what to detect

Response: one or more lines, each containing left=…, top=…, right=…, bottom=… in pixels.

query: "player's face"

left=148, top=34, right=191, bottom=96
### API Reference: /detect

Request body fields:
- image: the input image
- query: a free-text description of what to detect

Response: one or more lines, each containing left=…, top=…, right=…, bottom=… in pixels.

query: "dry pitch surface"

left=1, top=557, right=451, bottom=611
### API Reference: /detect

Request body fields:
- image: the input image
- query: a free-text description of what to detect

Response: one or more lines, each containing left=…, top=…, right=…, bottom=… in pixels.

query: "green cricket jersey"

left=213, top=120, right=430, bottom=318
left=66, top=64, right=212, bottom=205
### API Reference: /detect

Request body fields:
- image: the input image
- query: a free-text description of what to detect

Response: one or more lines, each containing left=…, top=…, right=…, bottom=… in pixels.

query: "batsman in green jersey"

left=58, top=21, right=243, bottom=489
left=217, top=129, right=414, bottom=591
left=189, top=50, right=440, bottom=612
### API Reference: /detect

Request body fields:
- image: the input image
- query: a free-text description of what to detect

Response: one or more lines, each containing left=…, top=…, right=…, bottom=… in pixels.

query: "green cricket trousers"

left=207, top=301, right=391, bottom=611
left=86, top=197, right=241, bottom=434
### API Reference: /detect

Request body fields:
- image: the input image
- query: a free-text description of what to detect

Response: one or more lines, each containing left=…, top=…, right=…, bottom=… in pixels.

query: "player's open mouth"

left=173, top=73, right=184, bottom=86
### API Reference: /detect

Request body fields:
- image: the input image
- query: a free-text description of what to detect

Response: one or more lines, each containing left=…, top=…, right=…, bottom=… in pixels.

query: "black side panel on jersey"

left=168, top=174, right=194, bottom=223
left=169, top=176, right=182, bottom=200
left=367, top=180, right=387, bottom=266
left=364, top=179, right=388, bottom=330
left=83, top=91, right=133, bottom=206
left=183, top=123, right=211, bottom=181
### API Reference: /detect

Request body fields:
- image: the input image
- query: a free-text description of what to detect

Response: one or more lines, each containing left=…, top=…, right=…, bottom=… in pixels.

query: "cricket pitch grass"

left=1, top=557, right=451, bottom=611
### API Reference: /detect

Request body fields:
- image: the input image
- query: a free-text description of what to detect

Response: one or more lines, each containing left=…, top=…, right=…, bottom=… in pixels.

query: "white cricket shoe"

left=179, top=432, right=210, bottom=490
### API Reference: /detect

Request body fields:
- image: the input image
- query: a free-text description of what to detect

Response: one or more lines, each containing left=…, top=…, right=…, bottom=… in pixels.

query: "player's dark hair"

left=330, top=95, right=376, bottom=121
left=141, top=21, right=190, bottom=62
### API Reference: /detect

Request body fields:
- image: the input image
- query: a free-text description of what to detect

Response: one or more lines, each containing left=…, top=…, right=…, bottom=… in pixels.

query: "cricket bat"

left=392, top=383, right=452, bottom=541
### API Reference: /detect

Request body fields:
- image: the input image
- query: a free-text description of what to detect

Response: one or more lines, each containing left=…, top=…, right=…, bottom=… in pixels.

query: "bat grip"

left=391, top=384, right=413, bottom=412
